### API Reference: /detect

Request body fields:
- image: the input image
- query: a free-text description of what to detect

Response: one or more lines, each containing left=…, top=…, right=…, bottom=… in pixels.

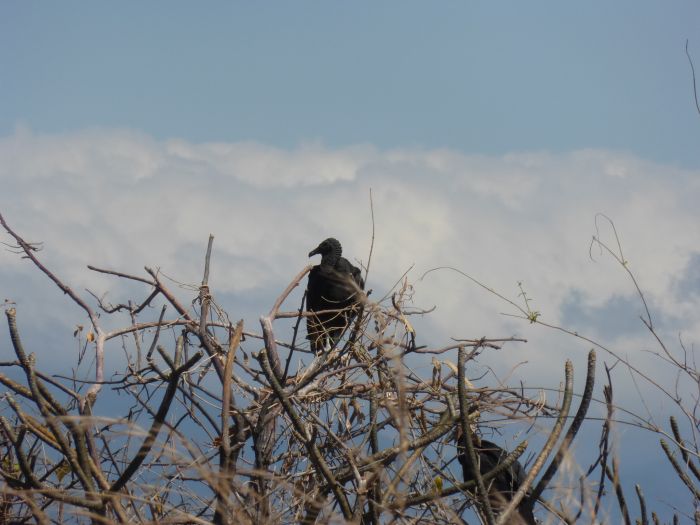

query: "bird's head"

left=309, top=238, right=343, bottom=262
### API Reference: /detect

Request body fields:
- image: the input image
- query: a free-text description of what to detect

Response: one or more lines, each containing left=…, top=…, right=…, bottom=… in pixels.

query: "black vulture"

left=306, top=238, right=364, bottom=352
left=456, top=430, right=537, bottom=525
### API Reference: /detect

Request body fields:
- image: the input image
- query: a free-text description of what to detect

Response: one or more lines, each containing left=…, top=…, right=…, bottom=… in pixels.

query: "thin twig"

left=687, top=39, right=700, bottom=115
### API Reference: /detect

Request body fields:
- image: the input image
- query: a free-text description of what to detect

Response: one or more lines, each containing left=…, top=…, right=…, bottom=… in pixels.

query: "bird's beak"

left=308, top=247, right=321, bottom=258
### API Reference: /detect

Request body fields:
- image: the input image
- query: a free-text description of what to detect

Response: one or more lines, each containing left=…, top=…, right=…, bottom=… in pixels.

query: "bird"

left=456, top=429, right=537, bottom=525
left=306, top=238, right=364, bottom=353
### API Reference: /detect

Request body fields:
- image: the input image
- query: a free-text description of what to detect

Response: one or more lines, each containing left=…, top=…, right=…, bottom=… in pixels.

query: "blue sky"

left=3, top=2, right=700, bottom=165
left=2, top=2, right=700, bottom=522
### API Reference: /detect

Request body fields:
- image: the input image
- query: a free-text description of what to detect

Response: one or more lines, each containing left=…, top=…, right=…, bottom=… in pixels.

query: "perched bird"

left=306, top=238, right=364, bottom=352
left=456, top=429, right=537, bottom=525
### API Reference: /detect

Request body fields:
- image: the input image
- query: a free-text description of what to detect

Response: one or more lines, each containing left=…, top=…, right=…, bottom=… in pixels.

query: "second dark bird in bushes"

left=306, top=238, right=364, bottom=352
left=456, top=429, right=537, bottom=525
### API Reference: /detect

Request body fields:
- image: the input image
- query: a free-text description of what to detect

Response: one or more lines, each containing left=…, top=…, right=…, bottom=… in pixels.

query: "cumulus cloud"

left=1, top=127, right=699, bottom=386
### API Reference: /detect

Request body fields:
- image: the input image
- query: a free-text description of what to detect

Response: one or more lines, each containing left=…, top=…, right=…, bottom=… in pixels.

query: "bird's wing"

left=307, top=265, right=359, bottom=307
left=337, top=257, right=365, bottom=290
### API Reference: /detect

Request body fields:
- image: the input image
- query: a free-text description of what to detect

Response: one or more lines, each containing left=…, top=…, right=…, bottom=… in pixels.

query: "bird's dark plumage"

left=457, top=432, right=537, bottom=525
left=306, top=238, right=364, bottom=352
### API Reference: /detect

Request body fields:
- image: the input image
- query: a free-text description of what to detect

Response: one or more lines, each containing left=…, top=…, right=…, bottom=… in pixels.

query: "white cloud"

left=1, top=128, right=699, bottom=385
